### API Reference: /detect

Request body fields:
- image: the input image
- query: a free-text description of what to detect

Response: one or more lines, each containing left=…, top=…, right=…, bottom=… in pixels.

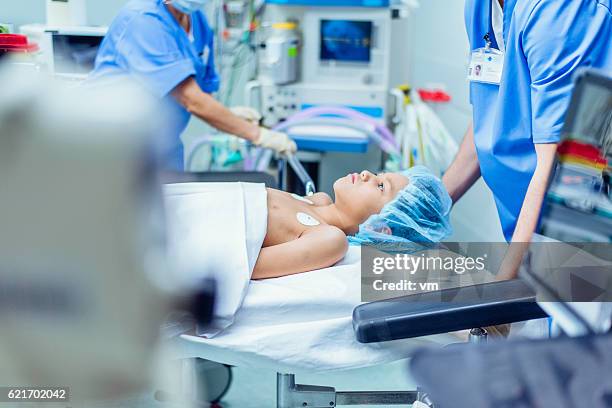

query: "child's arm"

left=252, top=226, right=348, bottom=279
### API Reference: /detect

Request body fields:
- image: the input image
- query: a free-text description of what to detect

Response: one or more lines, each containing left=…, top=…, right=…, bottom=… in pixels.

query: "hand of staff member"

left=89, top=0, right=296, bottom=170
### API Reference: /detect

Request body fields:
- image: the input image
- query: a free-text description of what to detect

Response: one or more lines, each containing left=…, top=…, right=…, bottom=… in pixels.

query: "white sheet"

left=176, top=247, right=458, bottom=373
left=164, top=182, right=268, bottom=337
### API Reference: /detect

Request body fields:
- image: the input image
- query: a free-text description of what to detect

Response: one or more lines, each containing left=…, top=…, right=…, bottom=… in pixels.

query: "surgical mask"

left=171, top=0, right=208, bottom=14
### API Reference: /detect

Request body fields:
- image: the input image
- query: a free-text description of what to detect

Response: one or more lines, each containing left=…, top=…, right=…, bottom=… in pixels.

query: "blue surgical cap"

left=348, top=166, right=452, bottom=246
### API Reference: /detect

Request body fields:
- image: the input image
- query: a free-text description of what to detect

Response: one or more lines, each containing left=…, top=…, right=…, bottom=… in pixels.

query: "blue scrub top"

left=465, top=0, right=612, bottom=241
left=89, top=0, right=220, bottom=171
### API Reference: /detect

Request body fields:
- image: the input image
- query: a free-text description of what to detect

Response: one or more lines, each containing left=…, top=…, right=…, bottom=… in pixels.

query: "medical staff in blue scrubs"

left=443, top=0, right=611, bottom=251
left=90, top=0, right=296, bottom=170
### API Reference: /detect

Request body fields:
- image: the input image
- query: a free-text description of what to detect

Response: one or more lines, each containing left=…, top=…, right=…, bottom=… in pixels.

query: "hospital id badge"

left=468, top=48, right=504, bottom=85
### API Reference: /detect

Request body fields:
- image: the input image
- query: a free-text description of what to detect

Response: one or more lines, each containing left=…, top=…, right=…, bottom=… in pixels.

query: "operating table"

left=272, top=279, right=546, bottom=408
left=162, top=159, right=549, bottom=408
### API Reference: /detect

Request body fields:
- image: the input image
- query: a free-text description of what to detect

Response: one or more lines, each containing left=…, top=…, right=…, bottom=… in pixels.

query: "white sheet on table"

left=164, top=182, right=268, bottom=337
left=177, top=246, right=457, bottom=373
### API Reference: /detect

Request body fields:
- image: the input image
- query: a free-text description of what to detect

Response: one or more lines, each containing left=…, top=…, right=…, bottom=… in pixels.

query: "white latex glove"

left=230, top=106, right=262, bottom=124
left=254, top=127, right=297, bottom=155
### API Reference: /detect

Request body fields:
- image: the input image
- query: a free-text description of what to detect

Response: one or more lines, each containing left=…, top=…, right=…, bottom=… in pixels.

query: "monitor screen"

left=320, top=20, right=372, bottom=63
left=52, top=34, right=104, bottom=75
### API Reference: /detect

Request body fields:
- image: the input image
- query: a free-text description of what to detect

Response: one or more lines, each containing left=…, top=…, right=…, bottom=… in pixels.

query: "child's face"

left=333, top=171, right=410, bottom=225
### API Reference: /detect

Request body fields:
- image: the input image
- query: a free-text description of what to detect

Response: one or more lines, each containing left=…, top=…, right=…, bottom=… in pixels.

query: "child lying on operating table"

left=253, top=166, right=452, bottom=279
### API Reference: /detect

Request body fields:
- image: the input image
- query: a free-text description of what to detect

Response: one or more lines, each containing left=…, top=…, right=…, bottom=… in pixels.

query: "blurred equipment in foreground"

left=541, top=69, right=612, bottom=242
left=0, top=65, right=213, bottom=405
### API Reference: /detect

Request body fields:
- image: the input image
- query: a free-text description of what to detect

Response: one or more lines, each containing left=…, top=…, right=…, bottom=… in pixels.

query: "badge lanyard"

left=468, top=4, right=505, bottom=85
